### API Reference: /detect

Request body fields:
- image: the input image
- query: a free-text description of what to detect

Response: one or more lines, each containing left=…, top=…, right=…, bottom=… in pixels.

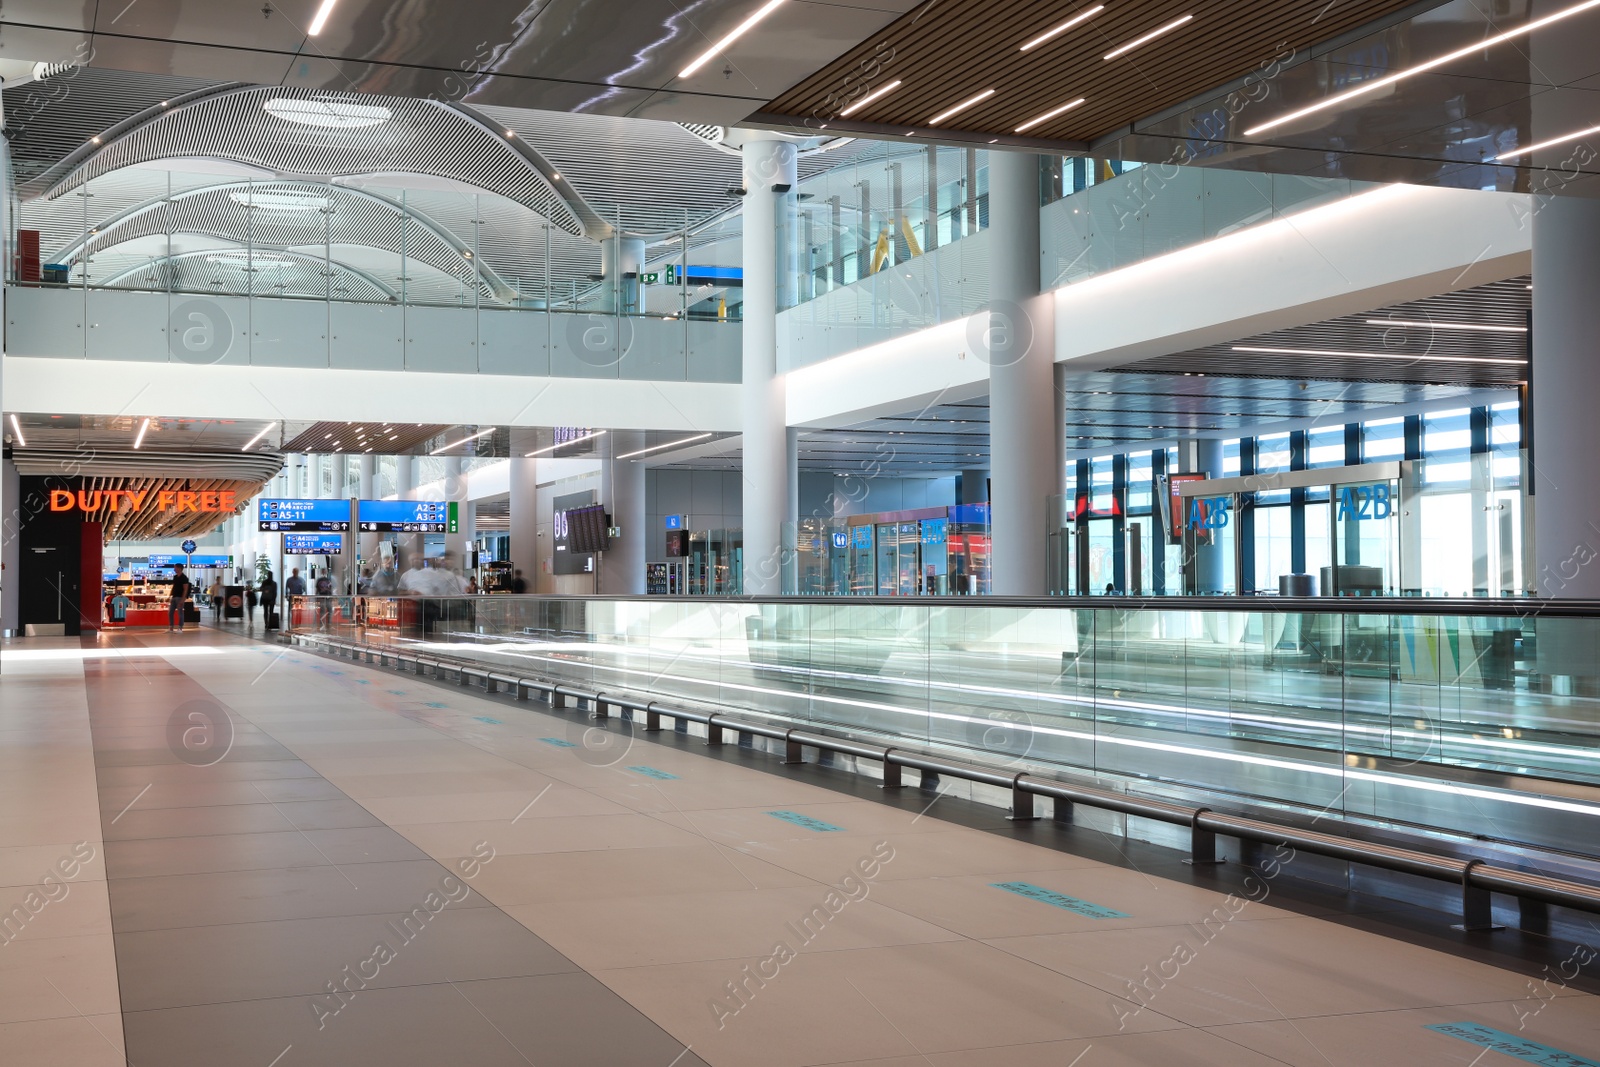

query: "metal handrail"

left=292, top=631, right=1600, bottom=930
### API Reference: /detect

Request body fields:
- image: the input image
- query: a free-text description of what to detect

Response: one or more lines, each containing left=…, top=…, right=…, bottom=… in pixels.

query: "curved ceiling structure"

left=45, top=84, right=588, bottom=237
left=52, top=180, right=517, bottom=303
left=95, top=249, right=400, bottom=303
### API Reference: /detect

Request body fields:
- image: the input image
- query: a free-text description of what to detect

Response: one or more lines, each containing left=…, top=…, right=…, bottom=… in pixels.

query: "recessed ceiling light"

left=525, top=429, right=606, bottom=457
left=263, top=96, right=390, bottom=129
left=430, top=428, right=496, bottom=455
left=1021, top=5, right=1104, bottom=51
left=840, top=80, right=903, bottom=117
left=1016, top=97, right=1087, bottom=133
left=679, top=0, right=787, bottom=78
left=1231, top=345, right=1526, bottom=366
left=1494, top=122, right=1600, bottom=162
left=617, top=433, right=712, bottom=459
left=928, top=88, right=995, bottom=126
left=1364, top=319, right=1527, bottom=333
left=308, top=0, right=338, bottom=35
left=1246, top=0, right=1600, bottom=136
left=241, top=421, right=277, bottom=452
left=1103, top=14, right=1192, bottom=59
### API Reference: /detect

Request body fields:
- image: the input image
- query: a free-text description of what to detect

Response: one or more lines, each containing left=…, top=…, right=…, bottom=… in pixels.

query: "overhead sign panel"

left=357, top=499, right=450, bottom=533
left=258, top=499, right=351, bottom=532
left=284, top=533, right=344, bottom=554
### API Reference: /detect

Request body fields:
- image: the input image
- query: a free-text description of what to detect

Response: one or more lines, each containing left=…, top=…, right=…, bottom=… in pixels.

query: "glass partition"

left=289, top=594, right=1600, bottom=856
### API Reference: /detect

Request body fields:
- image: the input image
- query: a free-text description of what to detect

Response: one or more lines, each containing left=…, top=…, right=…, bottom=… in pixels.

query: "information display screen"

left=148, top=554, right=233, bottom=567
left=357, top=500, right=450, bottom=533
left=284, top=533, right=344, bottom=555
left=563, top=504, right=610, bottom=553
left=258, top=499, right=351, bottom=532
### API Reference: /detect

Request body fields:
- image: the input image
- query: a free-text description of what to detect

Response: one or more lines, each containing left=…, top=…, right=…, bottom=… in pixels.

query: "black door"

left=18, top=493, right=84, bottom=636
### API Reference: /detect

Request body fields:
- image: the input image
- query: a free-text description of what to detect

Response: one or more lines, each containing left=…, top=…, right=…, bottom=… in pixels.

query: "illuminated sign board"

left=1167, top=473, right=1208, bottom=544
left=258, top=499, right=351, bottom=532
left=357, top=500, right=453, bottom=533
left=52, top=489, right=236, bottom=514
left=284, top=533, right=345, bottom=554
left=149, top=554, right=232, bottom=567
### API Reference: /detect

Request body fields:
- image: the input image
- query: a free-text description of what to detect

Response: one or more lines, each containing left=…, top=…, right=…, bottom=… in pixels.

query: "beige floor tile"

left=596, top=940, right=1180, bottom=1067
left=0, top=843, right=105, bottom=889
left=1206, top=996, right=1600, bottom=1066
left=393, top=812, right=708, bottom=858
left=467, top=842, right=817, bottom=908
left=330, top=768, right=559, bottom=798
left=359, top=786, right=634, bottom=824
left=867, top=865, right=1303, bottom=941
left=0, top=934, right=121, bottom=1023
left=989, top=914, right=1580, bottom=1029
left=509, top=883, right=962, bottom=969
left=0, top=1014, right=126, bottom=1067
left=0, top=879, right=113, bottom=942
left=833, top=1027, right=1291, bottom=1066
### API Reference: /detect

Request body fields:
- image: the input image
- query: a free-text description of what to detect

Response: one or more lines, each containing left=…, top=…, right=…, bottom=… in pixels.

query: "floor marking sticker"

left=474, top=717, right=503, bottom=725
left=1427, top=1022, right=1600, bottom=1066
left=991, top=882, right=1130, bottom=919
left=627, top=766, right=679, bottom=780
left=424, top=702, right=448, bottom=709
left=768, top=810, right=844, bottom=832
left=539, top=738, right=576, bottom=748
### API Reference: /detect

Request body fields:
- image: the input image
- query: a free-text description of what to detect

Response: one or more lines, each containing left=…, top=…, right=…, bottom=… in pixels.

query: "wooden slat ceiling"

left=759, top=0, right=1423, bottom=144
left=281, top=423, right=453, bottom=456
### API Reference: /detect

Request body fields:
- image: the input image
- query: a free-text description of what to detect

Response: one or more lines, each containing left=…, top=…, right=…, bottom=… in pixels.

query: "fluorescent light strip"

left=679, top=0, right=786, bottom=77
left=240, top=421, right=277, bottom=452
left=839, top=79, right=903, bottom=117
left=928, top=88, right=995, bottom=126
left=1247, top=0, right=1600, bottom=136
left=8, top=414, right=24, bottom=447
left=1016, top=97, right=1087, bottom=132
left=616, top=433, right=712, bottom=459
left=1365, top=319, right=1527, bottom=333
left=307, top=0, right=337, bottom=35
left=1021, top=5, right=1104, bottom=51
left=1102, top=13, right=1192, bottom=59
left=133, top=418, right=150, bottom=449
left=430, top=428, right=495, bottom=455
left=525, top=430, right=606, bottom=457
left=1233, top=345, right=1527, bottom=366
left=1494, top=121, right=1600, bottom=161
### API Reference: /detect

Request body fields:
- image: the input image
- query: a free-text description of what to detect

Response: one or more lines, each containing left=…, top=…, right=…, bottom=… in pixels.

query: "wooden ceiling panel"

left=760, top=0, right=1425, bottom=145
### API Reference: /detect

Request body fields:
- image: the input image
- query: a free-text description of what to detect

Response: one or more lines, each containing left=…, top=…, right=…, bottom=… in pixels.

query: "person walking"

left=260, top=571, right=279, bottom=630
left=285, top=568, right=305, bottom=629
left=168, top=564, right=193, bottom=632
left=209, top=576, right=225, bottom=617
left=244, top=581, right=257, bottom=624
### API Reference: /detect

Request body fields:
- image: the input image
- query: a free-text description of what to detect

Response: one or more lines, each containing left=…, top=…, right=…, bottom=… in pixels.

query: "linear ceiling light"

left=1021, top=5, right=1105, bottom=51
left=525, top=430, right=606, bottom=457
left=1493, top=121, right=1600, bottom=162
left=1016, top=97, right=1087, bottom=132
left=616, top=433, right=713, bottom=459
left=8, top=415, right=24, bottom=447
left=839, top=80, right=903, bottom=117
left=1365, top=319, right=1528, bottom=333
left=1232, top=345, right=1527, bottom=366
left=1103, top=14, right=1192, bottom=59
left=679, top=0, right=786, bottom=77
left=308, top=0, right=338, bottom=35
left=1246, top=0, right=1600, bottom=136
left=241, top=421, right=278, bottom=451
left=264, top=97, right=390, bottom=128
left=928, top=89, right=995, bottom=126
left=430, top=428, right=496, bottom=455
left=134, top=418, right=151, bottom=449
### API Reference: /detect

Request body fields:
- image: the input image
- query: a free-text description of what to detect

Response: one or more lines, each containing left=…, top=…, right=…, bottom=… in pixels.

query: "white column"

left=1532, top=194, right=1600, bottom=597
left=740, top=139, right=798, bottom=595
left=1193, top=437, right=1226, bottom=594
left=357, top=454, right=376, bottom=581
left=509, top=457, right=539, bottom=591
left=601, top=236, right=647, bottom=315
left=600, top=434, right=647, bottom=594
left=985, top=151, right=1058, bottom=596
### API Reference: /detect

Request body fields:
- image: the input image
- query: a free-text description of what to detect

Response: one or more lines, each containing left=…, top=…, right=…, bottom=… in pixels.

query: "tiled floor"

left=3, top=627, right=1600, bottom=1066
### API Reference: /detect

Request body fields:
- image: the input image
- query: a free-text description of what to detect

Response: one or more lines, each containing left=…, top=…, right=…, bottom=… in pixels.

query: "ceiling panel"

left=760, top=0, right=1425, bottom=142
